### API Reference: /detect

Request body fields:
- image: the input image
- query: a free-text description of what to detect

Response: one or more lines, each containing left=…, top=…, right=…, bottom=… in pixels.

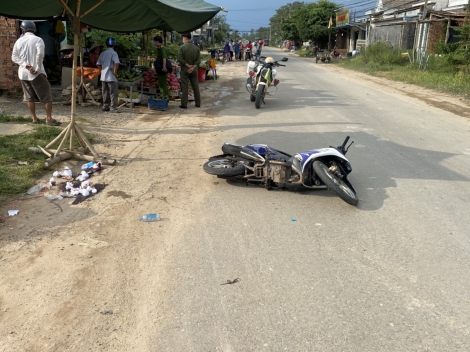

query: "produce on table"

left=143, top=69, right=181, bottom=91
left=118, top=90, right=129, bottom=98
left=116, top=67, right=142, bottom=82
left=118, top=90, right=140, bottom=99
left=143, top=69, right=157, bottom=88
left=166, top=72, right=180, bottom=90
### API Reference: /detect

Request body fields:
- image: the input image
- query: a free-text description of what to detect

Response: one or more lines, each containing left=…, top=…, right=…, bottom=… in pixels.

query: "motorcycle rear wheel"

left=203, top=159, right=245, bottom=176
left=250, top=93, right=256, bottom=102
left=255, top=85, right=264, bottom=109
left=313, top=161, right=358, bottom=206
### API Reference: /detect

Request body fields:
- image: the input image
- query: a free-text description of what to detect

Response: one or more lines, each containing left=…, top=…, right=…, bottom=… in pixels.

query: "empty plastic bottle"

left=81, top=161, right=95, bottom=169
left=139, top=213, right=160, bottom=222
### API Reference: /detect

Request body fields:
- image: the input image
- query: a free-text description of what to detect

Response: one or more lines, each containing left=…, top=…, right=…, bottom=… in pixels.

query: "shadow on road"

left=206, top=130, right=469, bottom=211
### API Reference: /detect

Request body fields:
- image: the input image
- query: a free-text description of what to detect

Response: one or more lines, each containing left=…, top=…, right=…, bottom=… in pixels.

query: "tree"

left=280, top=19, right=302, bottom=46
left=293, top=0, right=340, bottom=46
left=256, top=27, right=270, bottom=41
left=249, top=29, right=255, bottom=41
left=213, top=15, right=231, bottom=45
left=230, top=29, right=241, bottom=41
left=270, top=1, right=305, bottom=43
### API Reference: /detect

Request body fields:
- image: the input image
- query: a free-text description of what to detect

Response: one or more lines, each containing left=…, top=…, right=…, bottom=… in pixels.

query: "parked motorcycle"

left=246, top=56, right=288, bottom=109
left=203, top=136, right=358, bottom=205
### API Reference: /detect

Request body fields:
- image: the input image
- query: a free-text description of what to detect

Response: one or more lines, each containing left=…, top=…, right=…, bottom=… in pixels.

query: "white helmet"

left=265, top=57, right=275, bottom=63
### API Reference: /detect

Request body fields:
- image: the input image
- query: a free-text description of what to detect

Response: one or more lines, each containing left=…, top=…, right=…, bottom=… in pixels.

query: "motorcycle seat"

left=222, top=143, right=243, bottom=156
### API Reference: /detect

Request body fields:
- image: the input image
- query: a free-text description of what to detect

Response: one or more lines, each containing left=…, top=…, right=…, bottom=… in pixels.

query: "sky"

left=212, top=0, right=376, bottom=33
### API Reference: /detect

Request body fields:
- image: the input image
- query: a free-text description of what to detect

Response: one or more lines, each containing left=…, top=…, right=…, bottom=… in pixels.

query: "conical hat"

left=60, top=43, right=74, bottom=51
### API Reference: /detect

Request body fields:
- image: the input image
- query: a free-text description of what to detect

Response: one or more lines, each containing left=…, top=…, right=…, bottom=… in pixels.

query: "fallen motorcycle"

left=203, top=136, right=358, bottom=205
left=246, top=56, right=288, bottom=109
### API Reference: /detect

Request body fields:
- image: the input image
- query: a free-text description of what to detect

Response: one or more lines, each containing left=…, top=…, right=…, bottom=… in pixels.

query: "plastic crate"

left=148, top=96, right=169, bottom=111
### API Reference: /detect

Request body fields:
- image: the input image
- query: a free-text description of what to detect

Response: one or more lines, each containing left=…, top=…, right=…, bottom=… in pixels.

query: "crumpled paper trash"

left=76, top=170, right=89, bottom=182
left=53, top=166, right=73, bottom=178
left=47, top=195, right=63, bottom=201
left=8, top=210, right=19, bottom=216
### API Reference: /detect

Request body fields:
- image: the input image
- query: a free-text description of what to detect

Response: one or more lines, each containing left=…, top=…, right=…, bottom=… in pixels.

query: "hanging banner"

left=336, top=10, right=350, bottom=27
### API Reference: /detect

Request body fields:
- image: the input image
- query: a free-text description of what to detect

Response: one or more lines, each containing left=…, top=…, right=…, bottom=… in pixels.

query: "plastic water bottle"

left=139, top=213, right=160, bottom=222
left=81, top=161, right=95, bottom=169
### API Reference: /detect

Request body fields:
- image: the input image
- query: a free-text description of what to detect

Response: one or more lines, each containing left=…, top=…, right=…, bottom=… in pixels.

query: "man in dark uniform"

left=177, top=33, right=201, bottom=109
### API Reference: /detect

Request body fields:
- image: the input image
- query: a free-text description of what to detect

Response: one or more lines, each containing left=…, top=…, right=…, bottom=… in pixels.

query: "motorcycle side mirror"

left=281, top=57, right=288, bottom=62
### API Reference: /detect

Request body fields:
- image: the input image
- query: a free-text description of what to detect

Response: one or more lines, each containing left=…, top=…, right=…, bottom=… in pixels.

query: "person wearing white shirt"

left=11, top=20, right=61, bottom=125
left=97, top=37, right=120, bottom=113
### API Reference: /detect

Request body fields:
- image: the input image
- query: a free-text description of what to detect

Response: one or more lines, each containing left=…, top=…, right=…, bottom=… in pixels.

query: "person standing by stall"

left=153, top=35, right=171, bottom=97
left=177, top=33, right=201, bottom=109
left=87, top=42, right=102, bottom=68
left=11, top=20, right=61, bottom=125
left=97, top=37, right=120, bottom=113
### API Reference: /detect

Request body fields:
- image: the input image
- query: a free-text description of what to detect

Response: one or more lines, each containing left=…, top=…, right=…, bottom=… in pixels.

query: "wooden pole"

left=54, top=124, right=72, bottom=157
left=45, top=125, right=69, bottom=149
left=445, top=17, right=451, bottom=44
left=30, top=0, right=116, bottom=166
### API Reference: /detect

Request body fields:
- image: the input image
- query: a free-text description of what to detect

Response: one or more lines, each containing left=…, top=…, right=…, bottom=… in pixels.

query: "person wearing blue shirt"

left=234, top=41, right=240, bottom=61
left=97, top=37, right=120, bottom=113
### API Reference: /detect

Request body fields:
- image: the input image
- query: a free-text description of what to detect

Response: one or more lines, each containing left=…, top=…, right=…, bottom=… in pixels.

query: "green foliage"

left=0, top=124, right=62, bottom=197
left=281, top=19, right=302, bottom=45
left=270, top=1, right=305, bottom=44
left=85, top=30, right=142, bottom=58
left=165, top=43, right=180, bottom=59
left=435, top=41, right=459, bottom=55
left=348, top=42, right=408, bottom=69
left=213, top=15, right=231, bottom=45
left=293, top=0, right=339, bottom=45
left=433, top=12, right=470, bottom=75
left=0, top=116, right=95, bottom=199
left=337, top=42, right=470, bottom=98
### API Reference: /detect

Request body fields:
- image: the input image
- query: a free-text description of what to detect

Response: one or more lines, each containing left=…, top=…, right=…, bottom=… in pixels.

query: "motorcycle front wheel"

left=312, top=161, right=358, bottom=206
left=203, top=159, right=245, bottom=176
left=255, top=85, right=264, bottom=109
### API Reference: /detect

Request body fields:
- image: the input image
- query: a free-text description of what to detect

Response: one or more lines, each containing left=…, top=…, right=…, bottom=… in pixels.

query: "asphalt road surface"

left=153, top=47, right=470, bottom=351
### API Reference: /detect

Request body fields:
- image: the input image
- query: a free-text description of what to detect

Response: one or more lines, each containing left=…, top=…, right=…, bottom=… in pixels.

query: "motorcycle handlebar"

left=277, top=63, right=286, bottom=67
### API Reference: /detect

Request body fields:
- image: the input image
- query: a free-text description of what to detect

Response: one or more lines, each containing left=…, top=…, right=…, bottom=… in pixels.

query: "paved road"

left=153, top=47, right=470, bottom=351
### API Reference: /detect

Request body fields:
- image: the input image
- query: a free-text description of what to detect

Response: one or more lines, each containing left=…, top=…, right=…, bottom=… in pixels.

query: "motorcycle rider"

left=245, top=41, right=253, bottom=60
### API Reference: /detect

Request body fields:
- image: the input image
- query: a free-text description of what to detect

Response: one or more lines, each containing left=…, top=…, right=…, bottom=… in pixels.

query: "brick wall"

left=0, top=17, right=21, bottom=90
left=427, top=20, right=446, bottom=53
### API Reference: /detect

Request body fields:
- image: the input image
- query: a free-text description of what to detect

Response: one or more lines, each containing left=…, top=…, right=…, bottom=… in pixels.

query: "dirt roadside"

left=0, top=61, right=244, bottom=351
left=1, top=54, right=469, bottom=351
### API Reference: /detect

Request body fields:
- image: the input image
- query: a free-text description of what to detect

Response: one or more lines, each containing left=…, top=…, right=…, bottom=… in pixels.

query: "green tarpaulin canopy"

left=0, top=0, right=222, bottom=32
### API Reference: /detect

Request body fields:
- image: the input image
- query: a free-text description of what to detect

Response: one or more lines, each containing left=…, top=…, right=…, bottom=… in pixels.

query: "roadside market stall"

left=0, top=0, right=226, bottom=166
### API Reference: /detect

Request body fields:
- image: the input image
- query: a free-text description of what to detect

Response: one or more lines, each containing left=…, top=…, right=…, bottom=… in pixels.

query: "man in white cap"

left=11, top=20, right=61, bottom=125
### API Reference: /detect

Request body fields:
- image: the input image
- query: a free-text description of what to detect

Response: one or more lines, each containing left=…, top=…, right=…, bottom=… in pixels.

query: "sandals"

left=31, top=120, right=41, bottom=124
left=46, top=119, right=62, bottom=126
